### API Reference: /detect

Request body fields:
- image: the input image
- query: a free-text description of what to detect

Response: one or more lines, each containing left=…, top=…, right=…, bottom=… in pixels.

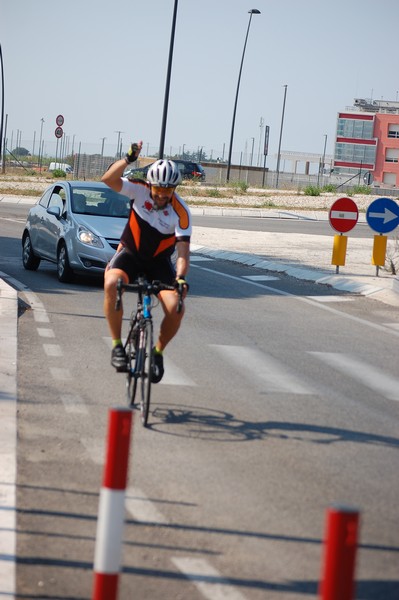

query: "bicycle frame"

left=115, top=275, right=181, bottom=427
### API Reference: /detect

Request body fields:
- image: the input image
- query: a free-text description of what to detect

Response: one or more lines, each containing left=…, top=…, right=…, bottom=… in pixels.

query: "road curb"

left=0, top=277, right=18, bottom=599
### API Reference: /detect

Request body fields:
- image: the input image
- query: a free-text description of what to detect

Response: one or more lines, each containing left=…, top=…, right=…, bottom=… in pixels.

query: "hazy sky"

left=2, top=0, right=398, bottom=167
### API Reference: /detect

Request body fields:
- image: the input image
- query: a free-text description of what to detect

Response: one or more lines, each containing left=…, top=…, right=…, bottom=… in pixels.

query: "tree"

left=12, top=147, right=30, bottom=156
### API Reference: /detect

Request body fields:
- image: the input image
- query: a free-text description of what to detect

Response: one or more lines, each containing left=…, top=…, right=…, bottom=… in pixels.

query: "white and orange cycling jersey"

left=118, top=178, right=192, bottom=261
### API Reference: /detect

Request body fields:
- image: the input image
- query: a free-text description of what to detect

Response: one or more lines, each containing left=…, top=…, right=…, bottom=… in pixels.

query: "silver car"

left=22, top=181, right=130, bottom=282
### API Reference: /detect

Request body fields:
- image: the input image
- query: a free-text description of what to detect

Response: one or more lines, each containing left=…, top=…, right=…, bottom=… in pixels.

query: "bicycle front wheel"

left=126, top=326, right=139, bottom=408
left=140, top=320, right=153, bottom=427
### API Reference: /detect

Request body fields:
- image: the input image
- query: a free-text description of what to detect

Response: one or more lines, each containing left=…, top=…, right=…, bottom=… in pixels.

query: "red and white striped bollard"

left=92, top=407, right=133, bottom=600
left=319, top=505, right=360, bottom=600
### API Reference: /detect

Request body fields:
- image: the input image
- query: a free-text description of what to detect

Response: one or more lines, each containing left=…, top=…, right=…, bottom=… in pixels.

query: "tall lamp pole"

left=159, top=0, right=179, bottom=159
left=275, top=84, right=287, bottom=189
left=0, top=44, right=5, bottom=168
left=226, top=9, right=261, bottom=182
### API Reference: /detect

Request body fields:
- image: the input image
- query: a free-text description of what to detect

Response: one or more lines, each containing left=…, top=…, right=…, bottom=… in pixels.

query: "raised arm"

left=101, top=140, right=143, bottom=192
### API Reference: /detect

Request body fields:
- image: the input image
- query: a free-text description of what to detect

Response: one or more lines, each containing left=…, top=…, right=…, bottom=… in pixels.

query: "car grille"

left=106, top=239, right=120, bottom=251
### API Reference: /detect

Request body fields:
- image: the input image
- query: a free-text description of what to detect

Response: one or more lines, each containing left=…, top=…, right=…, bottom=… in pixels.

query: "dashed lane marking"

left=309, top=352, right=399, bottom=401
left=210, top=345, right=312, bottom=395
left=171, top=557, right=248, bottom=600
left=43, top=343, right=63, bottom=357
left=125, top=487, right=168, bottom=524
left=49, top=367, right=71, bottom=381
left=60, top=394, right=89, bottom=415
left=37, top=328, right=55, bottom=338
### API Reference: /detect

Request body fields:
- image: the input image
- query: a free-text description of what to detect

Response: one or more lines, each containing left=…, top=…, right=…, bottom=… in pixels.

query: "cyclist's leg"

left=104, top=247, right=139, bottom=339
left=156, top=290, right=185, bottom=351
left=104, top=267, right=128, bottom=340
left=104, top=248, right=138, bottom=370
left=149, top=257, right=184, bottom=352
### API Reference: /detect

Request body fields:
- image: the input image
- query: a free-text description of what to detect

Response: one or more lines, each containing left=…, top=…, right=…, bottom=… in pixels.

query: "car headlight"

left=77, top=226, right=104, bottom=248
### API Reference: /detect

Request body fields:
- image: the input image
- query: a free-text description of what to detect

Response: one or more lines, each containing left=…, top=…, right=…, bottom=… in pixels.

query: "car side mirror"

left=47, top=206, right=61, bottom=219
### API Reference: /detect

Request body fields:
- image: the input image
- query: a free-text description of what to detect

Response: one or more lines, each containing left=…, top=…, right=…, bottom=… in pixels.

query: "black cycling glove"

left=125, top=143, right=140, bottom=164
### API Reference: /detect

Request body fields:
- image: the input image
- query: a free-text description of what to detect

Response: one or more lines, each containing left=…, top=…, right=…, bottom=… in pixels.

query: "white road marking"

left=125, top=487, right=168, bottom=523
left=22, top=291, right=50, bottom=323
left=384, top=322, right=399, bottom=330
left=242, top=275, right=279, bottom=281
left=306, top=295, right=353, bottom=303
left=37, top=328, right=55, bottom=338
left=32, top=310, right=50, bottom=323
left=161, top=357, right=197, bottom=386
left=81, top=439, right=104, bottom=464
left=43, top=343, right=63, bottom=357
left=60, top=394, right=89, bottom=414
left=49, top=367, right=71, bottom=381
left=171, top=557, right=247, bottom=600
left=211, top=345, right=312, bottom=394
left=309, top=352, right=399, bottom=401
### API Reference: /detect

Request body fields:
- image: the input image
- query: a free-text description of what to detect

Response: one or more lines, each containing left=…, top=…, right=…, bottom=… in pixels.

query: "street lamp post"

left=321, top=133, right=327, bottom=186
left=226, top=9, right=261, bottom=182
left=250, top=137, right=255, bottom=166
left=159, top=0, right=179, bottom=159
left=0, top=44, right=4, bottom=170
left=115, top=131, right=123, bottom=159
left=275, top=84, right=288, bottom=189
left=38, top=118, right=44, bottom=172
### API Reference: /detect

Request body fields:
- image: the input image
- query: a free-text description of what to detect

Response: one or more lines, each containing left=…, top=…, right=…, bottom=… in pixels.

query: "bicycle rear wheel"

left=140, top=320, right=153, bottom=427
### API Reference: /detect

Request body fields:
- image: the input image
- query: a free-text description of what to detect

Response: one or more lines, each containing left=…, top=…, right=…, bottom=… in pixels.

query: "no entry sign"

left=329, top=197, right=359, bottom=233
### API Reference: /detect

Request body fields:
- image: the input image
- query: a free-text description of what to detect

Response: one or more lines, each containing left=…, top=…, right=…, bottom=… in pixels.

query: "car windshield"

left=72, top=188, right=130, bottom=217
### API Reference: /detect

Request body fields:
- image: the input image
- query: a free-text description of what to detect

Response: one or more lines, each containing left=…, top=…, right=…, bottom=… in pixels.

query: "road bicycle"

left=115, top=276, right=183, bottom=427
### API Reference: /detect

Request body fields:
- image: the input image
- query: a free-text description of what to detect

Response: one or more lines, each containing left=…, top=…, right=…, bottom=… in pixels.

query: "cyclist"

left=102, top=141, right=191, bottom=382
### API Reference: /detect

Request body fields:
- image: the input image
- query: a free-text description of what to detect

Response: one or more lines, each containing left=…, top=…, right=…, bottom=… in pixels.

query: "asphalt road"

left=1, top=207, right=399, bottom=599
left=192, top=214, right=373, bottom=238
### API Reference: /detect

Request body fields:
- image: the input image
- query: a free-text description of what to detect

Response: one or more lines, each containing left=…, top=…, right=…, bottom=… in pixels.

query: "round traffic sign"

left=363, top=171, right=373, bottom=186
left=55, top=126, right=63, bottom=139
left=329, top=197, right=359, bottom=233
left=56, top=114, right=64, bottom=127
left=366, top=197, right=399, bottom=234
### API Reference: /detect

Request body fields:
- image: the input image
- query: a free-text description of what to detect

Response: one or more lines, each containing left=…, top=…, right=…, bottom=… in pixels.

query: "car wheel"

left=22, top=233, right=41, bottom=271
left=57, top=242, right=74, bottom=283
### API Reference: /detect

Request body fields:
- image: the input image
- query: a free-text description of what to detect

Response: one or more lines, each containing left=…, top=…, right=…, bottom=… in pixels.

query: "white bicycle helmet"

left=147, top=159, right=181, bottom=187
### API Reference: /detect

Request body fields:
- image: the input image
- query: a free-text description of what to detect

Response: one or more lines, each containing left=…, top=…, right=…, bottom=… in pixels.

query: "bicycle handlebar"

left=115, top=277, right=184, bottom=313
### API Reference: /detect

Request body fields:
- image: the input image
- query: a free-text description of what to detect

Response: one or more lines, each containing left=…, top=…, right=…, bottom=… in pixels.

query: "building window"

left=388, top=124, right=399, bottom=138
left=383, top=172, right=396, bottom=186
left=385, top=148, right=399, bottom=163
left=337, top=118, right=374, bottom=139
left=335, top=142, right=376, bottom=165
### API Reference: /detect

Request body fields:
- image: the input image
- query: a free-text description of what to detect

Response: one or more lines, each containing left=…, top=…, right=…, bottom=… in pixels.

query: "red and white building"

left=333, top=98, right=399, bottom=188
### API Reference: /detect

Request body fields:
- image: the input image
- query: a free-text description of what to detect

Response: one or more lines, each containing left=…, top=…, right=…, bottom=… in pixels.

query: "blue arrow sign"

left=366, top=197, right=399, bottom=233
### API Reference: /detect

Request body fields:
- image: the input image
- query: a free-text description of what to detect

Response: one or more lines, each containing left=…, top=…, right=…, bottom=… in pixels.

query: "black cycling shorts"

left=106, top=247, right=176, bottom=285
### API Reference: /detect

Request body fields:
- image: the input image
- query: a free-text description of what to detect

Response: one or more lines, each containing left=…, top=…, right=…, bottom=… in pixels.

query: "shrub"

left=52, top=169, right=67, bottom=178
left=229, top=180, right=248, bottom=193
left=208, top=187, right=222, bottom=197
left=321, top=183, right=337, bottom=192
left=303, top=185, right=321, bottom=196
left=351, top=185, right=371, bottom=195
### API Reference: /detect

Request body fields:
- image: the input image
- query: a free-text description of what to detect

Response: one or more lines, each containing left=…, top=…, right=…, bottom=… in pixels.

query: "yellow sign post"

left=371, top=234, right=387, bottom=276
left=331, top=234, right=348, bottom=273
